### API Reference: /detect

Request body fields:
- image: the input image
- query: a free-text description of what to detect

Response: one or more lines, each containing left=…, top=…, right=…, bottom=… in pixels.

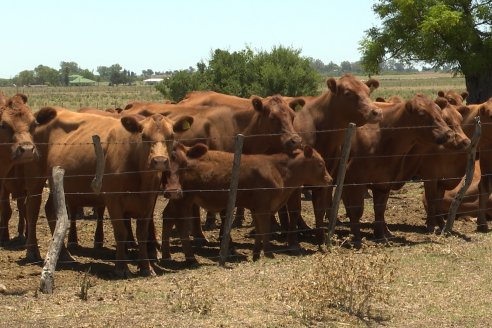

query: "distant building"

left=143, top=78, right=164, bottom=85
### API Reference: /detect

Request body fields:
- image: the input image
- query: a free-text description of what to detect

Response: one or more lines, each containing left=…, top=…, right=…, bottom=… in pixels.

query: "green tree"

left=157, top=46, right=319, bottom=102
left=360, top=0, right=492, bottom=104
left=14, top=70, right=35, bottom=86
left=34, top=65, right=60, bottom=85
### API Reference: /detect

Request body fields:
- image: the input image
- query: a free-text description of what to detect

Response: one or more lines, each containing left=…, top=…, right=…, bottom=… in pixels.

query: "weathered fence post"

left=326, top=123, right=356, bottom=248
left=40, top=166, right=70, bottom=294
left=219, top=134, right=244, bottom=266
left=91, top=135, right=105, bottom=194
left=442, top=116, right=481, bottom=235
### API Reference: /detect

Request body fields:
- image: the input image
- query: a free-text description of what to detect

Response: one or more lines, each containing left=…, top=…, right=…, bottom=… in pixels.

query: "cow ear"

left=187, top=143, right=208, bottom=159
left=461, top=91, right=469, bottom=101
left=251, top=97, right=263, bottom=112
left=457, top=106, right=470, bottom=116
left=172, top=116, right=194, bottom=133
left=435, top=97, right=448, bottom=109
left=366, top=79, right=379, bottom=93
left=121, top=116, right=143, bottom=133
left=326, top=78, right=337, bottom=94
left=14, top=93, right=28, bottom=104
left=35, top=107, right=57, bottom=125
left=303, top=145, right=314, bottom=158
left=124, top=103, right=134, bottom=110
left=375, top=97, right=385, bottom=102
left=438, top=90, right=445, bottom=97
left=289, top=98, right=305, bottom=112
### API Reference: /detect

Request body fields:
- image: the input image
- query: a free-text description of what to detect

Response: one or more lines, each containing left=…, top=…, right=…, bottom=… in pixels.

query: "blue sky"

left=2, top=0, right=379, bottom=78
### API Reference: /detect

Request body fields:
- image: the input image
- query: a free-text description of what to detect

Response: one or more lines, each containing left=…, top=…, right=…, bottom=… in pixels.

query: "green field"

left=0, top=72, right=467, bottom=110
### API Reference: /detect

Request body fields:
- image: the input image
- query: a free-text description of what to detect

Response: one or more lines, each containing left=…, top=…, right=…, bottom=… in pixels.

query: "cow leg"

left=372, top=189, right=392, bottom=240
left=203, top=211, right=217, bottom=230
left=311, top=187, right=329, bottom=245
left=0, top=191, right=12, bottom=246
left=258, top=212, right=274, bottom=259
left=136, top=215, right=156, bottom=277
left=342, top=186, right=365, bottom=243
left=286, top=188, right=302, bottom=250
left=232, top=207, right=245, bottom=228
left=106, top=204, right=131, bottom=278
left=67, top=207, right=80, bottom=247
left=16, top=196, right=27, bottom=242
left=124, top=216, right=138, bottom=249
left=94, top=207, right=105, bottom=248
left=251, top=212, right=263, bottom=261
left=44, top=192, right=74, bottom=262
left=190, top=204, right=208, bottom=244
left=162, top=199, right=196, bottom=263
left=25, top=191, right=43, bottom=262
left=423, top=180, right=441, bottom=233
left=477, top=177, right=491, bottom=232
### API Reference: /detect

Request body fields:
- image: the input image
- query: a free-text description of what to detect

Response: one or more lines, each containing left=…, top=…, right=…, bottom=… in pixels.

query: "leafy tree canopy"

left=360, top=0, right=492, bottom=103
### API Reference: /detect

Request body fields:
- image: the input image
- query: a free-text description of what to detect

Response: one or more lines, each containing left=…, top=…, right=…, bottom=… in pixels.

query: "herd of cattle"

left=1, top=73, right=492, bottom=277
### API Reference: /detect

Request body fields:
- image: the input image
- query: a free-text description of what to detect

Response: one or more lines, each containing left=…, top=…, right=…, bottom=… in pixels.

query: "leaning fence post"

left=219, top=134, right=244, bottom=266
left=91, top=135, right=105, bottom=194
left=326, top=123, right=356, bottom=248
left=442, top=116, right=481, bottom=235
left=40, top=166, right=70, bottom=294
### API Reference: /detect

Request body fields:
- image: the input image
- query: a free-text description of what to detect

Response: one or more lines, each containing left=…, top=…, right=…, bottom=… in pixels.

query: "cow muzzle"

left=366, top=107, right=383, bottom=123
left=12, top=142, right=38, bottom=164
left=283, top=134, right=303, bottom=152
left=150, top=156, right=169, bottom=171
left=434, top=129, right=454, bottom=146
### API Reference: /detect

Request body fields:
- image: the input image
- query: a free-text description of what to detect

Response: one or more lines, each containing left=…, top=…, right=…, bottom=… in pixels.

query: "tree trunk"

left=465, top=72, right=492, bottom=104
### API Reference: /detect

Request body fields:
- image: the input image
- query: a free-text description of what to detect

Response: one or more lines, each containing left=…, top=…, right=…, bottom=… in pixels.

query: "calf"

left=161, top=143, right=332, bottom=262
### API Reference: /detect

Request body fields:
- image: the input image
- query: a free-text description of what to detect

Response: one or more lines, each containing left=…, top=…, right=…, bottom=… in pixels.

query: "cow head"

left=327, top=74, right=382, bottom=125
left=120, top=113, right=194, bottom=172
left=438, top=90, right=468, bottom=106
left=479, top=98, right=492, bottom=127
left=250, top=95, right=303, bottom=152
left=163, top=142, right=209, bottom=199
left=434, top=97, right=471, bottom=150
left=404, top=94, right=456, bottom=147
left=292, top=145, right=332, bottom=186
left=0, top=95, right=57, bottom=169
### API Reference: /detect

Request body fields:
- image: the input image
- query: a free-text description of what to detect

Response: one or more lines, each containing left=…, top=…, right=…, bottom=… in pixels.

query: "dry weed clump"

left=164, top=276, right=215, bottom=315
left=277, top=248, right=395, bottom=324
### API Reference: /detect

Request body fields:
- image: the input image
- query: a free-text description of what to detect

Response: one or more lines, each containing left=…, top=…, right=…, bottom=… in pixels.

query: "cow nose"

left=13, top=143, right=36, bottom=161
left=371, top=108, right=382, bottom=119
left=286, top=135, right=302, bottom=151
left=163, top=188, right=183, bottom=199
left=459, top=137, right=471, bottom=150
left=151, top=156, right=169, bottom=170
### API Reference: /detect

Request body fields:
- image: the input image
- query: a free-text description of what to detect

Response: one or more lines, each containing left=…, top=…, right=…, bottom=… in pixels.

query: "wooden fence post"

left=442, top=116, right=481, bottom=235
left=326, top=123, right=356, bottom=248
left=40, top=166, right=70, bottom=294
left=219, top=134, right=244, bottom=266
left=91, top=135, right=105, bottom=194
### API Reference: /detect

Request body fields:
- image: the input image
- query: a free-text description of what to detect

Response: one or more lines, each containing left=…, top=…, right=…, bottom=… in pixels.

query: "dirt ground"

left=0, top=181, right=489, bottom=327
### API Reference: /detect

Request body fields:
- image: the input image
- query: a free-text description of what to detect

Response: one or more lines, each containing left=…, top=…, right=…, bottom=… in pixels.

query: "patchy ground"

left=1, top=182, right=491, bottom=327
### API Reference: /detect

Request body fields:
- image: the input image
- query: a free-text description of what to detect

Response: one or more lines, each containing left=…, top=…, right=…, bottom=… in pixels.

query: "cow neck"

left=375, top=103, right=421, bottom=157
left=270, top=153, right=312, bottom=188
left=233, top=107, right=275, bottom=154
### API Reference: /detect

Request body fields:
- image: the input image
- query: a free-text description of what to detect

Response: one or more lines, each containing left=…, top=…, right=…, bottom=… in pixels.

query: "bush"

left=156, top=46, right=320, bottom=102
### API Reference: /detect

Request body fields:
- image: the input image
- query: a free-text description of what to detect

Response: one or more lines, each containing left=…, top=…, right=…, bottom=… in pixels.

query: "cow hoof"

left=15, top=234, right=26, bottom=245
left=252, top=253, right=260, bottom=261
left=126, top=241, right=138, bottom=250
left=93, top=242, right=104, bottom=249
left=265, top=252, right=275, bottom=259
left=26, top=249, right=42, bottom=263
left=288, top=245, right=302, bottom=256
left=203, top=222, right=217, bottom=231
left=139, top=268, right=156, bottom=277
left=477, top=224, right=489, bottom=233
left=114, top=268, right=133, bottom=279
left=185, top=257, right=199, bottom=267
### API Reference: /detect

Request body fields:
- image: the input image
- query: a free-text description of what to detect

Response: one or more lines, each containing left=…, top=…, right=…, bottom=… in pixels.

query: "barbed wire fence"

left=0, top=119, right=487, bottom=293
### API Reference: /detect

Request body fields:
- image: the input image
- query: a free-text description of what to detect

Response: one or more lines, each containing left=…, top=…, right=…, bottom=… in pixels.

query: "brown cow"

left=21, top=108, right=192, bottom=276
left=416, top=96, right=474, bottom=231
left=0, top=95, right=57, bottom=245
left=428, top=160, right=492, bottom=220
left=291, top=74, right=382, bottom=245
left=342, top=94, right=464, bottom=241
left=438, top=90, right=468, bottom=106
left=161, top=143, right=332, bottom=262
left=475, top=98, right=492, bottom=232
